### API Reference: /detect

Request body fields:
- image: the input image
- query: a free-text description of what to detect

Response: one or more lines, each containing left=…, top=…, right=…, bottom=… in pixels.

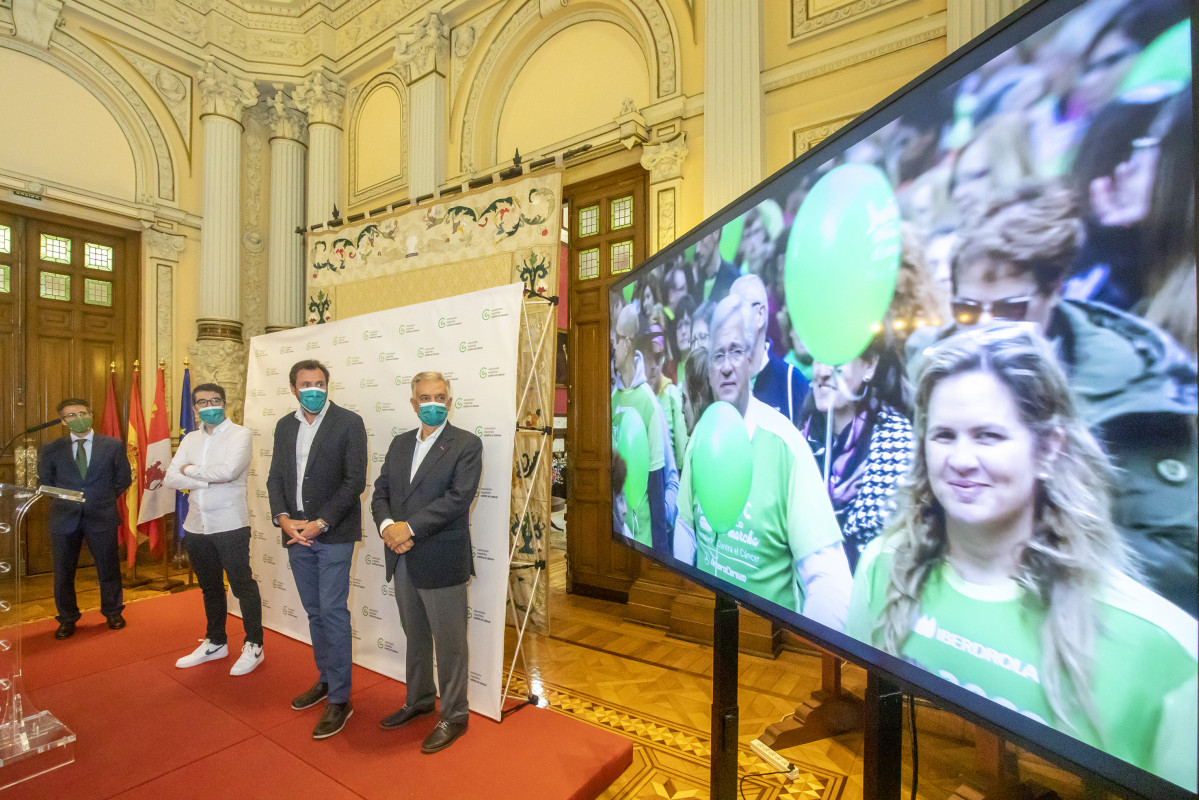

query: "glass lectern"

left=0, top=483, right=80, bottom=789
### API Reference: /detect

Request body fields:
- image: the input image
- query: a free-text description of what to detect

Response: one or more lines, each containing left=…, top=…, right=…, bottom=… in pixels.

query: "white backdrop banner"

left=238, top=283, right=522, bottom=722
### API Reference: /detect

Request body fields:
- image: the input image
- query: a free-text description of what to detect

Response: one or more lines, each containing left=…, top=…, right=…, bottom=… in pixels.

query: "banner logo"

left=481, top=309, right=491, bottom=320
left=459, top=342, right=466, bottom=352
left=479, top=367, right=487, bottom=379
left=279, top=345, right=294, bottom=354
left=439, top=318, right=446, bottom=329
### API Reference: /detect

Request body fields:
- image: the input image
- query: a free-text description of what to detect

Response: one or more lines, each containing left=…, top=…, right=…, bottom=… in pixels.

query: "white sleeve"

left=184, top=427, right=252, bottom=483
left=163, top=434, right=209, bottom=491
left=673, top=518, right=697, bottom=564
left=796, top=543, right=853, bottom=631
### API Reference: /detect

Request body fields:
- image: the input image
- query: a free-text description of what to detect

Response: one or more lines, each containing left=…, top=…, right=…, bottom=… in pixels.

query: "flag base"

left=0, top=709, right=76, bottom=790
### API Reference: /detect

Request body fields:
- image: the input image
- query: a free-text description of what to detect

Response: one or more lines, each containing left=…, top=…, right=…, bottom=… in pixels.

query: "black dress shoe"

left=106, top=613, right=126, bottom=630
left=421, top=719, right=467, bottom=754
left=54, top=622, right=76, bottom=640
left=291, top=680, right=329, bottom=710
left=312, top=701, right=353, bottom=739
left=379, top=704, right=434, bottom=731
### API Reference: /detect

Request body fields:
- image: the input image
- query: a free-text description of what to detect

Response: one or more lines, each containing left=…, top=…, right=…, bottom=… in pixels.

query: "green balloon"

left=690, top=402, right=753, bottom=535
left=784, top=163, right=900, bottom=366
left=1120, top=20, right=1191, bottom=97
left=613, top=410, right=649, bottom=508
left=718, top=216, right=744, bottom=265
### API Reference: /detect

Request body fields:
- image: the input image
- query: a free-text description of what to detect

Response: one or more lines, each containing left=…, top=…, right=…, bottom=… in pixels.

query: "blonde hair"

left=411, top=371, right=452, bottom=398
left=875, top=327, right=1129, bottom=730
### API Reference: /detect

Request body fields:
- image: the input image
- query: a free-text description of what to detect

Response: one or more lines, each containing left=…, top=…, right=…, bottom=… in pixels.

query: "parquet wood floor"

left=19, top=548, right=1113, bottom=800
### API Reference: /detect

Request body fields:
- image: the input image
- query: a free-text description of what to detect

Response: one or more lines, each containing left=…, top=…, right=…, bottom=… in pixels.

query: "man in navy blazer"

left=37, top=397, right=133, bottom=639
left=371, top=370, right=482, bottom=754
left=266, top=360, right=367, bottom=740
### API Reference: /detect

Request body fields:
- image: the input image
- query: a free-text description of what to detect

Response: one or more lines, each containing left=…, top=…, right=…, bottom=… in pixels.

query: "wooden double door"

left=0, top=203, right=140, bottom=575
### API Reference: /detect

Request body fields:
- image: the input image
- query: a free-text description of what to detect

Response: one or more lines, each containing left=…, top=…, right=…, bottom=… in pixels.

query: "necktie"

left=75, top=439, right=88, bottom=478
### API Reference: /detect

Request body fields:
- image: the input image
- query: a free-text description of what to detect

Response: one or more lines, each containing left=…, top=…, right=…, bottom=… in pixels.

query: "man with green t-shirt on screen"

left=611, top=304, right=674, bottom=551
left=673, top=296, right=853, bottom=630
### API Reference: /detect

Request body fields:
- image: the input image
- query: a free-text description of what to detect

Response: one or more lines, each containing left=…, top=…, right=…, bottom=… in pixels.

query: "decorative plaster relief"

left=792, top=113, right=858, bottom=158
left=187, top=338, right=248, bottom=422
left=156, top=262, right=173, bottom=380
left=52, top=32, right=176, bottom=201
left=451, top=5, right=501, bottom=90
left=791, top=0, right=916, bottom=42
left=197, top=57, right=258, bottom=120
left=268, top=89, right=307, bottom=142
left=294, top=70, right=346, bottom=127
left=640, top=132, right=687, bottom=182
left=394, top=9, right=449, bottom=85
left=241, top=106, right=268, bottom=339
left=628, top=0, right=677, bottom=97
left=12, top=0, right=63, bottom=49
left=107, top=41, right=193, bottom=153
left=144, top=226, right=186, bottom=261
left=538, top=0, right=568, bottom=17
left=656, top=186, right=675, bottom=250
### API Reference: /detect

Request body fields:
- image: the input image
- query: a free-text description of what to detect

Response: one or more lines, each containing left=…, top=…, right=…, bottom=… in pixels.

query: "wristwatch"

left=317, top=519, right=330, bottom=533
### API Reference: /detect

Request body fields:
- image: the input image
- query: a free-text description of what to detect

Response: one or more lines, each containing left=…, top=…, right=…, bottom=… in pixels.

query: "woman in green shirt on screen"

left=846, top=326, right=1197, bottom=791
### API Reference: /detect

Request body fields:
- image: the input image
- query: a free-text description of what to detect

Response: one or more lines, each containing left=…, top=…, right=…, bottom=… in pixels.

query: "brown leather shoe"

left=421, top=719, right=467, bottom=754
left=54, top=621, right=75, bottom=640
left=313, top=701, right=353, bottom=739
left=379, top=704, right=434, bottom=731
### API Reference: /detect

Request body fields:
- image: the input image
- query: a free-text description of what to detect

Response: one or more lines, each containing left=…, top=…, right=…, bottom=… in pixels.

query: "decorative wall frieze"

left=394, top=8, right=448, bottom=85
left=197, top=57, right=258, bottom=120
left=106, top=40, right=193, bottom=153
left=764, top=12, right=945, bottom=93
left=294, top=70, right=346, bottom=128
left=268, top=88, right=307, bottom=142
left=450, top=4, right=500, bottom=90
left=12, top=0, right=63, bottom=49
left=792, top=112, right=859, bottom=158
left=538, top=0, right=567, bottom=17
left=791, top=0, right=918, bottom=42
left=640, top=132, right=687, bottom=183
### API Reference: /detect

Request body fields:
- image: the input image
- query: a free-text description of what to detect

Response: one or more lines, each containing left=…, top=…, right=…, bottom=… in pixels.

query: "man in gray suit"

left=371, top=370, right=482, bottom=754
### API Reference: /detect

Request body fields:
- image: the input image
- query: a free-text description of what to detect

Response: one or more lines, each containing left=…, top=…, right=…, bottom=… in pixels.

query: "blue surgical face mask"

left=418, top=401, right=447, bottom=427
left=298, top=388, right=327, bottom=413
left=197, top=407, right=226, bottom=427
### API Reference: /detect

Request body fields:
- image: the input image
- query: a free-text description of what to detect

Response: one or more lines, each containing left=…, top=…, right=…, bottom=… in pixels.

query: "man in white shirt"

left=164, top=383, right=263, bottom=676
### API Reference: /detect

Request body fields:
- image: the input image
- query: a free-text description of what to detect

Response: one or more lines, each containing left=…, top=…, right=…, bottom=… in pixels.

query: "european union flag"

left=174, top=367, right=194, bottom=554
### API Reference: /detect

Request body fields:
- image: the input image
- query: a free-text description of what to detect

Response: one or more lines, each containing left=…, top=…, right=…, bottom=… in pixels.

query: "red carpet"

left=8, top=592, right=632, bottom=799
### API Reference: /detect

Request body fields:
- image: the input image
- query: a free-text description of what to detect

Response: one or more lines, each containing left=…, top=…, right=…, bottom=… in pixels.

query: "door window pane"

left=39, top=271, right=70, bottom=300
left=578, top=248, right=599, bottom=280
left=610, top=241, right=633, bottom=275
left=85, top=243, right=114, bottom=271
left=0, top=265, right=9, bottom=293
left=40, top=234, right=71, bottom=264
left=84, top=278, right=113, bottom=306
left=611, top=196, right=633, bottom=230
left=0, top=225, right=10, bottom=254
left=578, top=205, right=599, bottom=238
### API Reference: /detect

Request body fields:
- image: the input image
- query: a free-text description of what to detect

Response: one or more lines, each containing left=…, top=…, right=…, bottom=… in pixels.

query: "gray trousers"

left=393, top=556, right=470, bottom=724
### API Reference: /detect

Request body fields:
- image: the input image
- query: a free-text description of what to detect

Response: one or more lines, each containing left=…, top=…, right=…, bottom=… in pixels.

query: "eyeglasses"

left=194, top=398, right=225, bottom=408
left=711, top=346, right=747, bottom=368
left=691, top=331, right=710, bottom=346
left=60, top=411, right=91, bottom=421
left=951, top=296, right=1032, bottom=326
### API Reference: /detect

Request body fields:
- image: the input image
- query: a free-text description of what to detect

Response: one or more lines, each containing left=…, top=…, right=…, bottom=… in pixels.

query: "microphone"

left=23, top=419, right=61, bottom=434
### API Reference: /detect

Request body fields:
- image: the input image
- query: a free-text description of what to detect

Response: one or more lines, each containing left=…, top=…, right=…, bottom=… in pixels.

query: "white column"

left=196, top=59, right=258, bottom=341
left=703, top=0, right=763, bottom=216
left=396, top=10, right=450, bottom=200
left=947, top=0, right=1030, bottom=52
left=267, top=91, right=308, bottom=332
left=295, top=71, right=346, bottom=227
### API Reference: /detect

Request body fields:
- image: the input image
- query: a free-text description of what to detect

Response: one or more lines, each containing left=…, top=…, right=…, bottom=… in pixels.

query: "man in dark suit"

left=37, top=397, right=133, bottom=639
left=266, top=360, right=367, bottom=740
left=371, top=371, right=482, bottom=754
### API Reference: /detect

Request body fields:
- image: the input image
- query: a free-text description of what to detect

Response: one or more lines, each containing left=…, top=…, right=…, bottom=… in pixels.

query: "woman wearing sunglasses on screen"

left=846, top=327, right=1197, bottom=790
left=905, top=180, right=1198, bottom=618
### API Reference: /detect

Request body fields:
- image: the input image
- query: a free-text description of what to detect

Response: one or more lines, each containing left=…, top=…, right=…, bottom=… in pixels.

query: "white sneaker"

left=176, top=639, right=228, bottom=668
left=230, top=642, right=264, bottom=676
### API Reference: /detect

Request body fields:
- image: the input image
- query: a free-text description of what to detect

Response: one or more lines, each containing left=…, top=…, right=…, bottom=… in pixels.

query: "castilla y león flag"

left=138, top=364, right=175, bottom=559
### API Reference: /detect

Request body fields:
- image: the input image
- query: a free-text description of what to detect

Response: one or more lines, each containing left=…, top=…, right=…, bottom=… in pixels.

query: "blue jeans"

left=288, top=540, right=355, bottom=703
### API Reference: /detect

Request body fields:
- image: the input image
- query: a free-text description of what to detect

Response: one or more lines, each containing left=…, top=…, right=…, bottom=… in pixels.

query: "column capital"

left=640, top=133, right=688, bottom=183
left=394, top=10, right=450, bottom=86
left=269, top=90, right=308, bottom=142
left=12, top=0, right=64, bottom=49
left=142, top=225, right=187, bottom=262
left=294, top=71, right=346, bottom=128
left=197, top=58, right=258, bottom=121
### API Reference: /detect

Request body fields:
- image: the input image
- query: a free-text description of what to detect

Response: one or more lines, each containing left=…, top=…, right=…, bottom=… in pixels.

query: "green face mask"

left=65, top=416, right=92, bottom=434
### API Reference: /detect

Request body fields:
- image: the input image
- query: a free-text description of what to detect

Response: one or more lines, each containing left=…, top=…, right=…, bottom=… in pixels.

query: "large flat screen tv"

left=607, top=1, right=1196, bottom=797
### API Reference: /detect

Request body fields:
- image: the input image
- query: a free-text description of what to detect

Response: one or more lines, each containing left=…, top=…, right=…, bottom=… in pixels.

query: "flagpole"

left=121, top=360, right=151, bottom=588
left=148, top=358, right=184, bottom=592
